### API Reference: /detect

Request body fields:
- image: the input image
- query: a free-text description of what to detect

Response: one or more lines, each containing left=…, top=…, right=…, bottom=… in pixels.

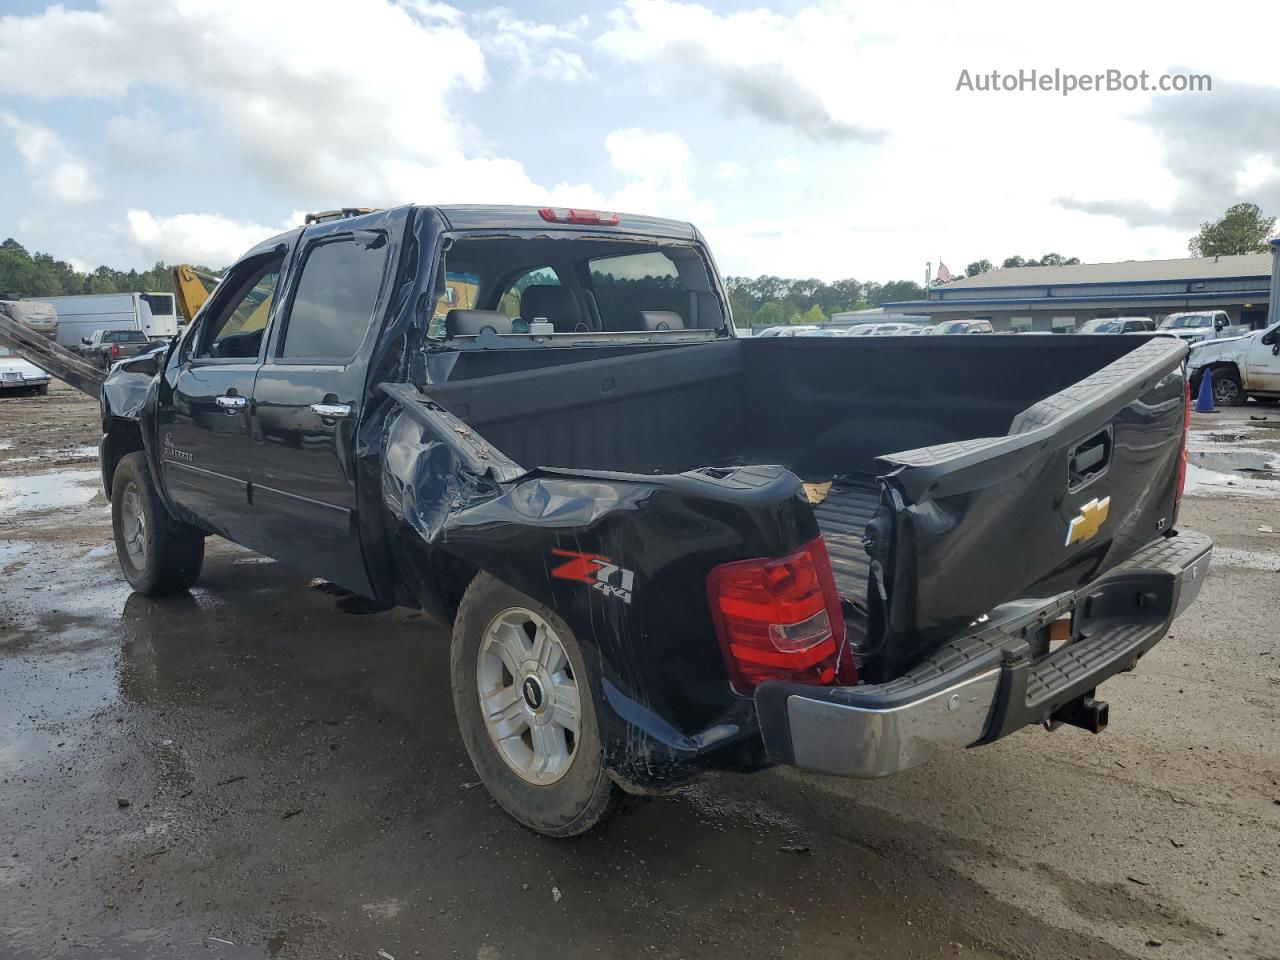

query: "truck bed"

left=813, top=479, right=879, bottom=604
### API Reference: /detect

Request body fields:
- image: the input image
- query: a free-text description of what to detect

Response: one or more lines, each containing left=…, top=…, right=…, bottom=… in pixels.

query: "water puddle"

left=1190, top=449, right=1280, bottom=479
left=0, top=540, right=34, bottom=566
left=0, top=468, right=101, bottom=512
left=1183, top=448, right=1280, bottom=497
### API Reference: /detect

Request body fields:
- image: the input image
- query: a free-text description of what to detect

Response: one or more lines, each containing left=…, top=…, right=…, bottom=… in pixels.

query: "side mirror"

left=1215, top=320, right=1226, bottom=331
left=80, top=337, right=90, bottom=345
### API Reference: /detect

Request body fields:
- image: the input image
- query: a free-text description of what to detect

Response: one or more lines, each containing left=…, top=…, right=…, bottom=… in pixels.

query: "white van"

left=31, top=292, right=178, bottom=348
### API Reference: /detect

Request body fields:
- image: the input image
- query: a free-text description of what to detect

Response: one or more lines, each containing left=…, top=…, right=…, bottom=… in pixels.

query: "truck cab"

left=1158, top=310, right=1235, bottom=344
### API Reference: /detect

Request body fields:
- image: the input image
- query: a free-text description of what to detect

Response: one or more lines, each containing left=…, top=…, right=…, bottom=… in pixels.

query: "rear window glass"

left=589, top=252, right=684, bottom=330
left=106, top=330, right=148, bottom=342
left=280, top=238, right=388, bottom=360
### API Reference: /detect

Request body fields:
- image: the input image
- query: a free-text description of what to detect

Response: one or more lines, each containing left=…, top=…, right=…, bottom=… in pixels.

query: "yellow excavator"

left=170, top=264, right=220, bottom=326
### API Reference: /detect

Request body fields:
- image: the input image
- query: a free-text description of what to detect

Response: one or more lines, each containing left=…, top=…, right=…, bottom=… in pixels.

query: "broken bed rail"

left=0, top=311, right=106, bottom=400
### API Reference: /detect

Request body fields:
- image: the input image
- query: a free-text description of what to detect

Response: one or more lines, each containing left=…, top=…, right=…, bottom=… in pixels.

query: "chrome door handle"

left=215, top=395, right=247, bottom=411
left=309, top=402, right=352, bottom=418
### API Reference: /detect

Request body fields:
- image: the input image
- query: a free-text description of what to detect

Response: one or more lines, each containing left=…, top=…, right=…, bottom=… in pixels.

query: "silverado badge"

left=1065, top=496, right=1111, bottom=546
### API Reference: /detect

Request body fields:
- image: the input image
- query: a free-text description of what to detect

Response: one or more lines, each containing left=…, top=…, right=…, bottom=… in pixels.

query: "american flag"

left=936, top=261, right=953, bottom=284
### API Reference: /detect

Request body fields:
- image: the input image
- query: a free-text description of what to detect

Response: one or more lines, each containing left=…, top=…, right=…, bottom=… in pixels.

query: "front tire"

left=111, top=452, right=205, bottom=595
left=1210, top=369, right=1246, bottom=407
left=451, top=573, right=624, bottom=837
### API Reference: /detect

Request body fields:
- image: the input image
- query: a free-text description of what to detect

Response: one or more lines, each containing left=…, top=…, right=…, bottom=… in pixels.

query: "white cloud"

left=475, top=9, right=591, bottom=83
left=0, top=0, right=590, bottom=208
left=599, top=0, right=883, bottom=142
left=714, top=160, right=745, bottom=179
left=0, top=112, right=100, bottom=204
left=603, top=128, right=710, bottom=220
left=124, top=209, right=303, bottom=266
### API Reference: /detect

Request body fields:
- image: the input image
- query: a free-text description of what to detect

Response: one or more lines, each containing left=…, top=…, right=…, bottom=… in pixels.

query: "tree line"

left=3, top=202, right=1272, bottom=322
left=0, top=238, right=218, bottom=300
left=725, top=276, right=926, bottom=328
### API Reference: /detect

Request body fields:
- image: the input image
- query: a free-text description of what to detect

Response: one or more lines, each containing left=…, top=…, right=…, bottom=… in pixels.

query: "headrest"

left=445, top=309, right=512, bottom=337
left=519, top=285, right=584, bottom=332
left=635, top=311, right=685, bottom=331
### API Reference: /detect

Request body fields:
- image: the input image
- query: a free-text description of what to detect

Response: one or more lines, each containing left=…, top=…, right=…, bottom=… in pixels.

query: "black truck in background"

left=96, top=205, right=1210, bottom=836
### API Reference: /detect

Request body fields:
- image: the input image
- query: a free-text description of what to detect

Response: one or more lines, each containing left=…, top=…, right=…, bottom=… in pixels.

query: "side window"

left=498, top=266, right=559, bottom=318
left=279, top=238, right=388, bottom=360
left=589, top=252, right=685, bottom=330
left=428, top=267, right=481, bottom=338
left=197, top=256, right=283, bottom=359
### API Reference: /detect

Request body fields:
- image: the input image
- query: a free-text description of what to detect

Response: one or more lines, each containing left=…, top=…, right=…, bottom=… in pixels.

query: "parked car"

left=1078, top=317, right=1157, bottom=334
left=769, top=325, right=820, bottom=337
left=909, top=325, right=935, bottom=336
left=1157, top=310, right=1240, bottom=345
left=36, top=292, right=179, bottom=348
left=93, top=203, right=1209, bottom=838
left=1187, top=317, right=1280, bottom=405
left=933, top=319, right=993, bottom=335
left=0, top=299, right=58, bottom=340
left=0, top=346, right=51, bottom=394
left=79, top=329, right=152, bottom=369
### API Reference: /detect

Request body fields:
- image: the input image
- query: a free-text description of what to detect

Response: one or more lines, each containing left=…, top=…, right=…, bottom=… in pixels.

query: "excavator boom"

left=171, top=265, right=220, bottom=325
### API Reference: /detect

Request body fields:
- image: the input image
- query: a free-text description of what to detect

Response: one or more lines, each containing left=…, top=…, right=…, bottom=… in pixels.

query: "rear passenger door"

left=249, top=222, right=395, bottom=595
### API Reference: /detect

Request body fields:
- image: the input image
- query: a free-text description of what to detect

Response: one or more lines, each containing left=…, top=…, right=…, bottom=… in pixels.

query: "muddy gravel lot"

left=2, top=381, right=1278, bottom=960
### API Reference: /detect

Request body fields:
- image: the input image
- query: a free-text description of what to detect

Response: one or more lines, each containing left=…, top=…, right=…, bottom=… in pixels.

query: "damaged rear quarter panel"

left=378, top=384, right=818, bottom=787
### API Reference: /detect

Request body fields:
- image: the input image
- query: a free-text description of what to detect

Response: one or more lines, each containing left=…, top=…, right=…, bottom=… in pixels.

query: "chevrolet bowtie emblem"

left=1065, top=496, right=1111, bottom=546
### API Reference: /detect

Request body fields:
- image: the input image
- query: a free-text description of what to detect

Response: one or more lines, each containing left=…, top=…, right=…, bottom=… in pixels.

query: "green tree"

left=1189, top=203, right=1277, bottom=256
left=754, top=301, right=785, bottom=327
left=798, top=304, right=826, bottom=326
left=1001, top=255, right=1026, bottom=269
left=966, top=259, right=993, bottom=277
left=1031, top=253, right=1081, bottom=266
left=871, top=280, right=925, bottom=305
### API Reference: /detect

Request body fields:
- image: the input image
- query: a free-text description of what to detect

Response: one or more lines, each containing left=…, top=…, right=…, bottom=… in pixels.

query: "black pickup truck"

left=98, top=205, right=1211, bottom=836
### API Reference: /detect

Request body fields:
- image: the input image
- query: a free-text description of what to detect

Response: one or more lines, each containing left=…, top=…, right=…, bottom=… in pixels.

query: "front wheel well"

left=101, top=418, right=145, bottom=498
left=1192, top=360, right=1242, bottom=382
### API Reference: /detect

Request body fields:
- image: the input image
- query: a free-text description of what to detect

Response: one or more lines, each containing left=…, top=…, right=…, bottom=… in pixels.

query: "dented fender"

left=377, top=381, right=817, bottom=788
left=1187, top=334, right=1252, bottom=372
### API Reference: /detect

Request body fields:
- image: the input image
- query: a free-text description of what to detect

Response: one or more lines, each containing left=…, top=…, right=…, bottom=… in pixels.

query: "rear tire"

left=111, top=451, right=205, bottom=595
left=450, top=573, right=625, bottom=837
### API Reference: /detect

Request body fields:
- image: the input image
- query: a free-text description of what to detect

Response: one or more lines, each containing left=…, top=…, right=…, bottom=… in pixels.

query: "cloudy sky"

left=1, top=0, right=1278, bottom=282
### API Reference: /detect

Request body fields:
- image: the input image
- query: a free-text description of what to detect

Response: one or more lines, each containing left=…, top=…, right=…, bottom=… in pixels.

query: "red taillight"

left=1175, top=380, right=1191, bottom=502
left=707, top=537, right=853, bottom=694
left=538, top=207, right=620, bottom=226
left=111, top=343, right=120, bottom=358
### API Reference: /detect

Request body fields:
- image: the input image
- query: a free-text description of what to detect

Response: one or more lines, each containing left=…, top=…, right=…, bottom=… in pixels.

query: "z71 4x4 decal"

left=550, top=548, right=635, bottom=604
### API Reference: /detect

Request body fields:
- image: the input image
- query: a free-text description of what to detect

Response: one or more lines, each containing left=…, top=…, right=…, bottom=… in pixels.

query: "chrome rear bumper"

left=757, top=530, right=1212, bottom=778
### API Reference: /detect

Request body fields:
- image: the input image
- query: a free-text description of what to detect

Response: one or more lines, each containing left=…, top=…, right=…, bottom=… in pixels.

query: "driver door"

left=1251, top=324, right=1280, bottom=392
left=162, top=249, right=285, bottom=546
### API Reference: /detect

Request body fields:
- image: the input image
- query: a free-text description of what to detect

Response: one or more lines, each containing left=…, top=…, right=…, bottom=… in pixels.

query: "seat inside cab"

left=431, top=237, right=725, bottom=338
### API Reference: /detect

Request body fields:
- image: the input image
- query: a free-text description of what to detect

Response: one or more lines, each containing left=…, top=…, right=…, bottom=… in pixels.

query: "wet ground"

left=2, top=383, right=1278, bottom=960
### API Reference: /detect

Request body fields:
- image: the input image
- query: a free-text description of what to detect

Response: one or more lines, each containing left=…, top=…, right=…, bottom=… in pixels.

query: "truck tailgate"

left=864, top=337, right=1189, bottom=678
